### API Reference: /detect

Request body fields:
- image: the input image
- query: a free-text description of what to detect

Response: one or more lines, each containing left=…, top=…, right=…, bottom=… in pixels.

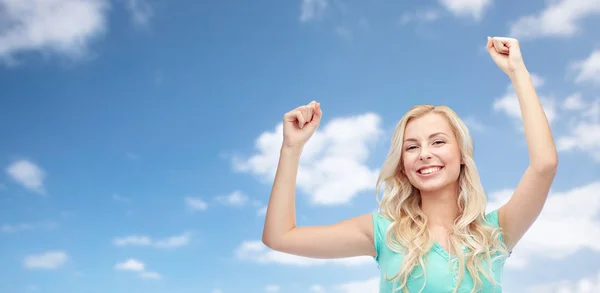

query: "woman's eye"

left=406, top=146, right=417, bottom=150
left=433, top=141, right=445, bottom=145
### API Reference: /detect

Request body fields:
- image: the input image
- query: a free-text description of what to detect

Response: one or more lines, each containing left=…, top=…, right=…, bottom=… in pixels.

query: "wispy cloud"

left=509, top=0, right=600, bottom=39
left=400, top=8, right=440, bottom=25
left=23, top=251, right=68, bottom=269
left=5, top=160, right=46, bottom=195
left=487, top=181, right=600, bottom=269
left=571, top=49, right=600, bottom=85
left=493, top=73, right=557, bottom=127
left=438, top=0, right=493, bottom=21
left=184, top=196, right=208, bottom=211
left=300, top=0, right=327, bottom=22
left=215, top=190, right=249, bottom=207
left=233, top=113, right=383, bottom=205
left=526, top=270, right=600, bottom=292
left=113, top=232, right=191, bottom=248
left=124, top=0, right=153, bottom=27
left=115, top=258, right=162, bottom=279
left=2, top=221, right=58, bottom=233
left=0, top=0, right=110, bottom=64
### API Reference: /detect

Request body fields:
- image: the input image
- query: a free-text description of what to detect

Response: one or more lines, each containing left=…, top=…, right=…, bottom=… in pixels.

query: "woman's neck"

left=420, top=183, right=460, bottom=228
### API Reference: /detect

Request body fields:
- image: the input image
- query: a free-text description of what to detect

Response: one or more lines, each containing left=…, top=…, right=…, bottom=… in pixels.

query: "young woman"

left=261, top=37, right=558, bottom=293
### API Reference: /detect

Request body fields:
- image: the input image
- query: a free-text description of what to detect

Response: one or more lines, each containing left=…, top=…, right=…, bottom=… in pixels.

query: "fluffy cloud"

left=113, top=232, right=191, bottom=248
left=0, top=0, right=110, bottom=64
left=184, top=196, right=208, bottom=211
left=114, top=258, right=145, bottom=271
left=305, top=278, right=379, bottom=293
left=509, top=0, right=600, bottom=38
left=556, top=93, right=600, bottom=162
left=23, top=251, right=68, bottom=269
left=399, top=8, right=440, bottom=25
left=5, top=159, right=46, bottom=194
left=493, top=73, right=557, bottom=126
left=571, top=49, right=600, bottom=85
left=300, top=0, right=327, bottom=22
left=235, top=240, right=373, bottom=267
left=2, top=220, right=58, bottom=233
left=486, top=181, right=600, bottom=269
left=438, top=0, right=493, bottom=21
left=335, top=277, right=379, bottom=293
left=115, top=258, right=162, bottom=279
left=124, top=0, right=153, bottom=27
left=215, top=190, right=249, bottom=207
left=233, top=113, right=383, bottom=205
left=526, top=270, right=600, bottom=293
left=265, top=284, right=280, bottom=292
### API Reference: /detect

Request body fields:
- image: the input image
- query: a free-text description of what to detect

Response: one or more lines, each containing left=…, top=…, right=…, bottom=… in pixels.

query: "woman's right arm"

left=261, top=102, right=376, bottom=259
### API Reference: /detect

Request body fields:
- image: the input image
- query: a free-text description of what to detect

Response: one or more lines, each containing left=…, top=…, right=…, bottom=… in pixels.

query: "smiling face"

left=401, top=112, right=462, bottom=193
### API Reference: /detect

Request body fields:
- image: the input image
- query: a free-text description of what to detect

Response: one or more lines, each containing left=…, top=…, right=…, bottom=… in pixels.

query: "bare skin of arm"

left=261, top=102, right=376, bottom=259
left=486, top=37, right=558, bottom=252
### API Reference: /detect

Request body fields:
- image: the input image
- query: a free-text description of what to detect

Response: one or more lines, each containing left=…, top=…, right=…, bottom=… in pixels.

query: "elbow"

left=262, top=233, right=282, bottom=251
left=531, top=155, right=558, bottom=174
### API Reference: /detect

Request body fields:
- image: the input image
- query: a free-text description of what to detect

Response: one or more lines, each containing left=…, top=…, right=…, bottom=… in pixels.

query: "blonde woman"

left=262, top=37, right=557, bottom=293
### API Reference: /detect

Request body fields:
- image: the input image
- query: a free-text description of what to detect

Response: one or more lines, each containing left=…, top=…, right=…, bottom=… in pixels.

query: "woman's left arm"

left=487, top=37, right=559, bottom=251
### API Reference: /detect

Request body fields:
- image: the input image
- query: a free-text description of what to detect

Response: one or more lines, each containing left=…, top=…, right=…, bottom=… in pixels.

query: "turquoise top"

left=372, top=210, right=509, bottom=293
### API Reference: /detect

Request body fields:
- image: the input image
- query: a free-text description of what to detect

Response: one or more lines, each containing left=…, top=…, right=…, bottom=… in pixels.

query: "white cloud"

left=509, top=0, right=600, bottom=39
left=265, top=284, right=280, bottom=292
left=115, top=258, right=163, bottom=280
left=184, top=196, right=208, bottom=211
left=115, top=258, right=145, bottom=271
left=112, top=193, right=131, bottom=202
left=526, top=270, right=600, bottom=293
left=438, top=0, right=493, bottom=21
left=139, top=271, right=162, bottom=279
left=5, top=159, right=46, bottom=194
left=2, top=223, right=34, bottom=233
left=113, top=232, right=190, bottom=248
left=300, top=0, right=327, bottom=22
left=334, top=26, right=352, bottom=41
left=2, top=221, right=58, bottom=233
left=311, top=285, right=326, bottom=293
left=0, top=0, right=110, bottom=64
left=233, top=113, right=383, bottom=205
left=124, top=0, right=153, bottom=27
left=23, top=251, right=68, bottom=269
left=493, top=74, right=557, bottom=126
left=335, top=277, right=380, bottom=293
left=556, top=93, right=600, bottom=162
left=486, top=181, right=600, bottom=269
left=215, top=190, right=249, bottom=207
left=462, top=116, right=487, bottom=132
left=571, top=49, right=600, bottom=85
left=235, top=240, right=373, bottom=267
left=562, top=93, right=585, bottom=111
left=400, top=8, right=440, bottom=25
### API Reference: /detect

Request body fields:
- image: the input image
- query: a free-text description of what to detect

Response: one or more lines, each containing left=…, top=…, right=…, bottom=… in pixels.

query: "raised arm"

left=487, top=37, right=558, bottom=251
left=262, top=101, right=376, bottom=259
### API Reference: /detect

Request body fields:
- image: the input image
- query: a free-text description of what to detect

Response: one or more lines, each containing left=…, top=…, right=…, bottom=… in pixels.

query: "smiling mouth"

left=417, top=166, right=443, bottom=175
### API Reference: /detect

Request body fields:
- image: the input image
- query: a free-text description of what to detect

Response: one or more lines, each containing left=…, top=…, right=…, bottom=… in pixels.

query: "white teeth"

left=419, top=167, right=441, bottom=174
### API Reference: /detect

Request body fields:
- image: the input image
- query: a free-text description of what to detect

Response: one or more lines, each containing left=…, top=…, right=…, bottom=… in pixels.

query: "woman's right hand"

left=282, top=101, right=322, bottom=150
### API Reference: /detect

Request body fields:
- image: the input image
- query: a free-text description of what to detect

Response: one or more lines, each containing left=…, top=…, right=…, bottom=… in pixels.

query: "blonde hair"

left=375, top=104, right=509, bottom=293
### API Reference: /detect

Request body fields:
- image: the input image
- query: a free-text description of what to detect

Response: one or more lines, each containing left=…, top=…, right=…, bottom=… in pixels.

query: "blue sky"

left=1, top=0, right=599, bottom=292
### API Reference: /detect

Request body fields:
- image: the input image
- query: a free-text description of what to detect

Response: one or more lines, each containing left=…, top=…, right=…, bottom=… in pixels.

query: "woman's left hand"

left=487, top=36, right=527, bottom=77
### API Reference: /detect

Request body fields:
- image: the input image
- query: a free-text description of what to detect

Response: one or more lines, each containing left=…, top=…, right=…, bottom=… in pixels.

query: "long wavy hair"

left=375, top=104, right=509, bottom=293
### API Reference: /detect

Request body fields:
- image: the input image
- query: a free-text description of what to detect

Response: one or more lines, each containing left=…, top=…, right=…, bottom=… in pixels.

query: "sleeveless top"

left=372, top=209, right=510, bottom=293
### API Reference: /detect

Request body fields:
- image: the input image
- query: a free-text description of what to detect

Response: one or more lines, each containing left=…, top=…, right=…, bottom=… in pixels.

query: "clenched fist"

left=487, top=36, right=527, bottom=76
left=282, top=101, right=322, bottom=150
